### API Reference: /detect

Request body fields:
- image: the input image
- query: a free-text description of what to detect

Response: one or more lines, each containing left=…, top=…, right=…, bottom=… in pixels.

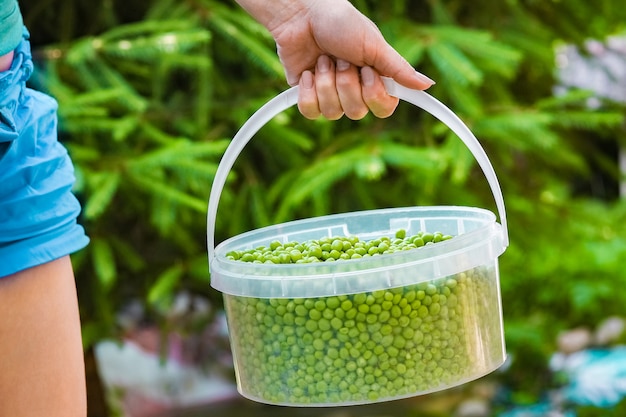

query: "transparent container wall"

left=222, top=261, right=505, bottom=406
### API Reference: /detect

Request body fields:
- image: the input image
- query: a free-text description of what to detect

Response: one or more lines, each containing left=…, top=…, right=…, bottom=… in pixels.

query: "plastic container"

left=207, top=78, right=509, bottom=407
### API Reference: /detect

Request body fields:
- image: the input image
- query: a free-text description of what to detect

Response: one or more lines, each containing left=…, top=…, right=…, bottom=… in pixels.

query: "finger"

left=369, top=42, right=435, bottom=91
left=360, top=66, right=399, bottom=118
left=314, top=55, right=344, bottom=120
left=335, top=59, right=369, bottom=120
left=297, top=70, right=322, bottom=120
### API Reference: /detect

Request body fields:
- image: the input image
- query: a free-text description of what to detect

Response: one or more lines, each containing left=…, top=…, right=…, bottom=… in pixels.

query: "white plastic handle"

left=207, top=78, right=509, bottom=264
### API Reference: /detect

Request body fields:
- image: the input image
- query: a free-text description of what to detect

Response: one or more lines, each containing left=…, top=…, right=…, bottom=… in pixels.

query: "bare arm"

left=0, top=257, right=87, bottom=417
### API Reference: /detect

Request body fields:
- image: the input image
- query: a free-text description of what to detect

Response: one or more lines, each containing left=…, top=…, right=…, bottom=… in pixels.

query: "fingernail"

left=336, top=59, right=350, bottom=72
left=415, top=71, right=436, bottom=85
left=301, top=70, right=314, bottom=89
left=361, top=66, right=375, bottom=87
left=317, top=55, right=331, bottom=73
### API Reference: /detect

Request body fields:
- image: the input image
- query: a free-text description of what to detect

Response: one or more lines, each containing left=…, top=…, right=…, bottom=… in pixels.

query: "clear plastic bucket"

left=207, top=79, right=509, bottom=407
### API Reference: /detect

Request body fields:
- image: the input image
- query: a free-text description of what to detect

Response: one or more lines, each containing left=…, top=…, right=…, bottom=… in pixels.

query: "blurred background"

left=18, top=0, right=626, bottom=416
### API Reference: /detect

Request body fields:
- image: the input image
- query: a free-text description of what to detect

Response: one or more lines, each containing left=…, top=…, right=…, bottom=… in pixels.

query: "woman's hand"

left=298, top=55, right=400, bottom=120
left=236, top=0, right=434, bottom=120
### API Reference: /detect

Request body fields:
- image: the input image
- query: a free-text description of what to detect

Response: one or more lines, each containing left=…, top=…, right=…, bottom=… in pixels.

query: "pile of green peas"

left=223, top=230, right=504, bottom=405
left=226, top=229, right=453, bottom=264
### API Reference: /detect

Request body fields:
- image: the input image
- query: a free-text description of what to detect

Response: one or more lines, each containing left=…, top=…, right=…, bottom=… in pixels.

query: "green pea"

left=318, top=318, right=331, bottom=331
left=295, top=304, right=308, bottom=317
left=330, top=317, right=343, bottom=330
left=422, top=232, right=434, bottom=243
left=309, top=309, right=322, bottom=320
left=430, top=303, right=441, bottom=315
left=241, top=253, right=255, bottom=262
left=326, top=296, right=340, bottom=309
left=308, top=245, right=323, bottom=259
left=289, top=249, right=303, bottom=262
left=331, top=239, right=344, bottom=252
left=305, top=319, right=318, bottom=332
left=425, top=284, right=437, bottom=295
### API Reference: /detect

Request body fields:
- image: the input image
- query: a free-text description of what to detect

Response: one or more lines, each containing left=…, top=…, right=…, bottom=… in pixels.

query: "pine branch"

left=84, top=171, right=122, bottom=220
left=274, top=149, right=366, bottom=221
left=378, top=142, right=443, bottom=172
left=101, top=29, right=211, bottom=61
left=130, top=174, right=208, bottom=213
left=127, top=140, right=229, bottom=171
left=206, top=4, right=283, bottom=78
left=99, top=19, right=200, bottom=41
left=427, top=26, right=522, bottom=78
left=549, top=111, right=624, bottom=130
left=91, top=238, right=117, bottom=291
left=427, top=42, right=483, bottom=87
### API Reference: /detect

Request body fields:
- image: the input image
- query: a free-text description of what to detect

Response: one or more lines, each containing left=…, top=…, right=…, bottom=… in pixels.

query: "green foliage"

left=24, top=0, right=626, bottom=396
left=575, top=397, right=626, bottom=416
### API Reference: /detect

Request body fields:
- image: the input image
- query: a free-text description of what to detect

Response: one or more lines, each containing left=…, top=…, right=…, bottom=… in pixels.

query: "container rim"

left=210, top=205, right=506, bottom=298
left=214, top=205, right=497, bottom=265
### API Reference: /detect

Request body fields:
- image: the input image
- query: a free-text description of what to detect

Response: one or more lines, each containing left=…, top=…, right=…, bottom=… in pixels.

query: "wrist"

left=235, top=0, right=319, bottom=32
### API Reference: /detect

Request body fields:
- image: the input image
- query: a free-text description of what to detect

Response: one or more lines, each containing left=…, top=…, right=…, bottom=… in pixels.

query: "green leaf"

left=100, top=19, right=198, bottom=41
left=378, top=142, right=443, bottom=171
left=84, top=171, right=121, bottom=220
left=250, top=184, right=272, bottom=227
left=548, top=110, right=624, bottom=130
left=166, top=159, right=221, bottom=182
left=428, top=26, right=522, bottom=78
left=101, top=29, right=211, bottom=61
left=442, top=134, right=475, bottom=184
left=355, top=155, right=386, bottom=181
left=474, top=110, right=559, bottom=151
left=65, top=144, right=102, bottom=163
left=128, top=140, right=229, bottom=170
left=130, top=174, right=207, bottom=213
left=91, top=238, right=117, bottom=291
left=147, top=264, right=184, bottom=306
left=427, top=42, right=484, bottom=87
left=207, top=5, right=283, bottom=78
left=109, top=237, right=146, bottom=272
left=275, top=150, right=361, bottom=221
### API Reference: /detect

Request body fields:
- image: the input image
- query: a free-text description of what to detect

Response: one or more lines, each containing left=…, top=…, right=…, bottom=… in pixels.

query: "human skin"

left=0, top=51, right=13, bottom=71
left=0, top=256, right=87, bottom=417
left=235, top=0, right=434, bottom=120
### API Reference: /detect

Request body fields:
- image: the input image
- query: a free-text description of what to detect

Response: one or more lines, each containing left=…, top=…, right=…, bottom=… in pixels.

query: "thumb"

left=373, top=45, right=435, bottom=90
